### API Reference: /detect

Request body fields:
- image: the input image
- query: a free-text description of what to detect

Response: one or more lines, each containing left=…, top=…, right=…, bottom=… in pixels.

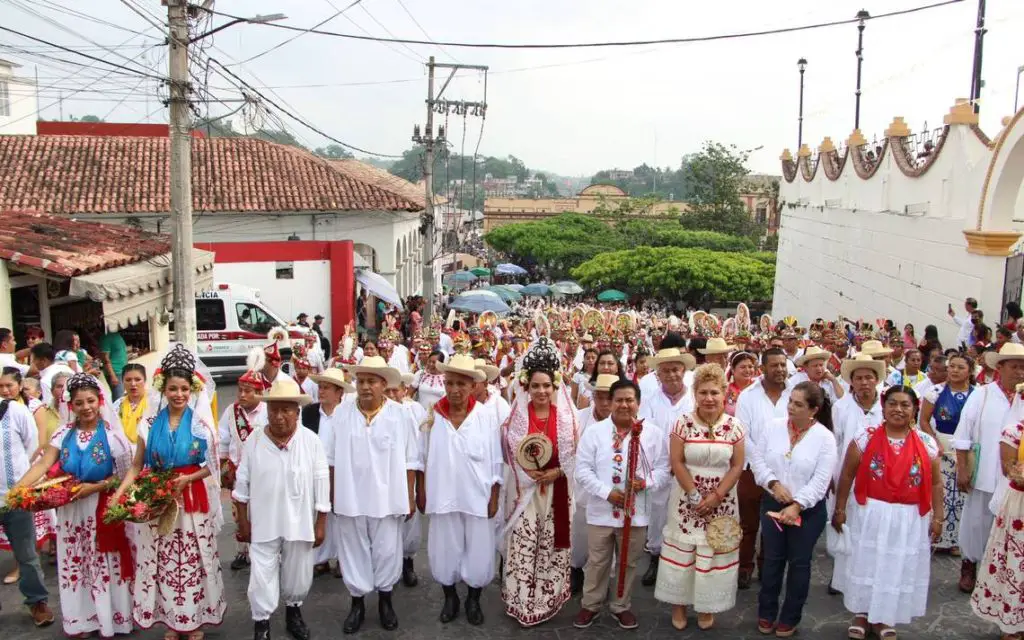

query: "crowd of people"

left=0, top=293, right=1022, bottom=640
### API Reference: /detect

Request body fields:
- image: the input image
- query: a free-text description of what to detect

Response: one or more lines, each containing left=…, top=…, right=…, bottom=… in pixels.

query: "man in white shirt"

left=787, top=346, right=844, bottom=404
left=218, top=369, right=269, bottom=572
left=734, top=348, right=791, bottom=589
left=0, top=396, right=53, bottom=626
left=638, top=346, right=695, bottom=587
left=420, top=355, right=503, bottom=626
left=327, top=356, right=422, bottom=633
left=305, top=368, right=354, bottom=579
left=233, top=379, right=329, bottom=640
left=387, top=373, right=427, bottom=589
left=573, top=379, right=670, bottom=630
left=571, top=373, right=618, bottom=594
left=914, top=353, right=947, bottom=400
left=948, top=297, right=978, bottom=349
left=952, top=344, right=1024, bottom=593
left=0, top=328, right=28, bottom=375
left=31, top=342, right=75, bottom=405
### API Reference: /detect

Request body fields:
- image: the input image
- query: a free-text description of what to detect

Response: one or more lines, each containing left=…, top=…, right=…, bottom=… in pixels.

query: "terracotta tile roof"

left=0, top=210, right=172, bottom=277
left=0, top=135, right=422, bottom=214
left=330, top=159, right=447, bottom=208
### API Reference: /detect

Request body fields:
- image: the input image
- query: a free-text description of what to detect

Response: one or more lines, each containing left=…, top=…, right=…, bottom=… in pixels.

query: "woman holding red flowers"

left=17, top=373, right=135, bottom=638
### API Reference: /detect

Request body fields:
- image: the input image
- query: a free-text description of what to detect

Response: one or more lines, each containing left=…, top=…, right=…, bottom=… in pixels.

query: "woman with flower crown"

left=110, top=344, right=225, bottom=640
left=500, top=337, right=579, bottom=626
left=17, top=373, right=135, bottom=637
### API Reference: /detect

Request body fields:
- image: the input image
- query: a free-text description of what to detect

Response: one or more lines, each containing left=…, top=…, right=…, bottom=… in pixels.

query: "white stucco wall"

left=213, top=259, right=331, bottom=331
left=0, top=62, right=37, bottom=136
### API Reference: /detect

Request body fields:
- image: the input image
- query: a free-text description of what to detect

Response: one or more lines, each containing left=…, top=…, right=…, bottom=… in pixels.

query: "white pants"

left=402, top=511, right=422, bottom=558
left=427, top=512, right=496, bottom=588
left=336, top=515, right=403, bottom=597
left=645, top=486, right=670, bottom=554
left=248, top=539, right=314, bottom=621
left=313, top=513, right=340, bottom=565
left=571, top=502, right=588, bottom=569
left=959, top=489, right=995, bottom=563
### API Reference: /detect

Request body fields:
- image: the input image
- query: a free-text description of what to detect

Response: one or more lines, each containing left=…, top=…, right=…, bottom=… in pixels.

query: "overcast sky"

left=5, top=0, right=1024, bottom=177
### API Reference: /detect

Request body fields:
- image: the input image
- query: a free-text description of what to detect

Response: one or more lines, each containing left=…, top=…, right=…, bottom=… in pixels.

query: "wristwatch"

left=687, top=490, right=702, bottom=505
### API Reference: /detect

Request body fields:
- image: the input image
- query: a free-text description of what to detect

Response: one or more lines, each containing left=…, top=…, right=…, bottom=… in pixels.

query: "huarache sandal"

left=874, top=625, right=897, bottom=639
left=847, top=615, right=868, bottom=639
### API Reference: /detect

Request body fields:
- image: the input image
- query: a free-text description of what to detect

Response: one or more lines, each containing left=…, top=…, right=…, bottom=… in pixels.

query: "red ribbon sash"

left=175, top=464, right=210, bottom=514
left=528, top=404, right=570, bottom=550
left=95, top=489, right=134, bottom=581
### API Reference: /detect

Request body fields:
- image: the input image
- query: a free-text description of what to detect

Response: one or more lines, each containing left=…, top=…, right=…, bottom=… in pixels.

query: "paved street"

left=0, top=384, right=1000, bottom=639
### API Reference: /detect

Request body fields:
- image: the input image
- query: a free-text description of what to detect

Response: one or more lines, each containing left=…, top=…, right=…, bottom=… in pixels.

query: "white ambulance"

left=193, top=283, right=310, bottom=378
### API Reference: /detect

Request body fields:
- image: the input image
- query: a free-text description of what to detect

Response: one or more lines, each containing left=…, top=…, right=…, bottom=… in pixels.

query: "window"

left=275, top=261, right=294, bottom=279
left=236, top=302, right=276, bottom=334
left=196, top=299, right=226, bottom=331
left=756, top=206, right=767, bottom=224
left=0, top=81, right=9, bottom=117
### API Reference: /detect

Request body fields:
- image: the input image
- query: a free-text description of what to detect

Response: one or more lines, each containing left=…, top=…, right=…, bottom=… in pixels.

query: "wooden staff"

left=616, top=419, right=644, bottom=598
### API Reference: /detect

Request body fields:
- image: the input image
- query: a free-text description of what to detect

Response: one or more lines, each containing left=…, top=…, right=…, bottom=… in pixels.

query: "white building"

left=773, top=98, right=1024, bottom=347
left=0, top=59, right=37, bottom=135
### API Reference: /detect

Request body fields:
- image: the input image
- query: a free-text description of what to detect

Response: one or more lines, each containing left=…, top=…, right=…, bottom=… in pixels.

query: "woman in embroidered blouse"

left=501, top=338, right=578, bottom=627
left=572, top=348, right=598, bottom=407
left=751, top=382, right=837, bottom=637
left=725, top=352, right=758, bottom=417
left=578, top=350, right=625, bottom=411
left=832, top=386, right=943, bottom=640
left=112, top=363, right=149, bottom=447
left=17, top=373, right=134, bottom=638
left=412, top=350, right=446, bottom=411
left=654, top=363, right=745, bottom=631
left=110, top=345, right=225, bottom=640
left=918, top=353, right=974, bottom=554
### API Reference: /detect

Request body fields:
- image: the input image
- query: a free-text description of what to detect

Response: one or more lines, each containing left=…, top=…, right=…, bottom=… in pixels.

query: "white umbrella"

left=355, top=268, right=404, bottom=309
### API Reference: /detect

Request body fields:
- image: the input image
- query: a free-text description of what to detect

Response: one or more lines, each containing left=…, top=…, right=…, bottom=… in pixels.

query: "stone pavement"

left=0, top=501, right=1001, bottom=640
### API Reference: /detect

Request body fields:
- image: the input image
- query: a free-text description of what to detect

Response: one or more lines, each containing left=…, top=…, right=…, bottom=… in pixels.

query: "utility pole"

left=854, top=9, right=869, bottom=131
left=797, top=58, right=807, bottom=150
left=167, top=0, right=197, bottom=349
left=969, top=0, right=987, bottom=114
left=413, top=56, right=488, bottom=324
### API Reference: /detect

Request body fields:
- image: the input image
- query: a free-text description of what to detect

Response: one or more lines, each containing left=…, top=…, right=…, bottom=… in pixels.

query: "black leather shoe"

left=465, top=587, right=484, bottom=626
left=378, top=590, right=398, bottom=631
left=439, top=585, right=460, bottom=623
left=401, top=557, right=418, bottom=588
left=343, top=597, right=365, bottom=634
left=641, top=554, right=659, bottom=587
left=570, top=567, right=584, bottom=595
left=285, top=605, right=310, bottom=640
left=231, top=552, right=250, bottom=571
left=254, top=619, right=271, bottom=640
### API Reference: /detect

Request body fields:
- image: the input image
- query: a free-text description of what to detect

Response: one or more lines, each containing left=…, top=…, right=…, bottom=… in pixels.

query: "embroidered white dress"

left=654, top=413, right=744, bottom=613
left=412, top=371, right=446, bottom=411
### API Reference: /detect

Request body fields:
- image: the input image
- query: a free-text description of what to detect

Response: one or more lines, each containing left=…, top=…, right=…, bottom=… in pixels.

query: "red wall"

left=36, top=121, right=206, bottom=138
left=194, top=240, right=354, bottom=348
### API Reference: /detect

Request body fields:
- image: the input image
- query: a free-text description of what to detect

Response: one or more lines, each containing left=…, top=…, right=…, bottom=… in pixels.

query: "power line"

left=394, top=0, right=459, bottom=62
left=213, top=0, right=964, bottom=50
left=0, top=25, right=165, bottom=80
left=33, top=0, right=163, bottom=40
left=224, top=0, right=364, bottom=66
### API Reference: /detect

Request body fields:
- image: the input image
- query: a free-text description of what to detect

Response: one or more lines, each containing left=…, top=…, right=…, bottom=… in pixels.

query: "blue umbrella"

left=505, top=284, right=524, bottom=292
left=450, top=290, right=511, bottom=314
left=485, top=285, right=522, bottom=303
left=520, top=283, right=550, bottom=297
left=448, top=270, right=478, bottom=284
left=495, top=263, right=527, bottom=276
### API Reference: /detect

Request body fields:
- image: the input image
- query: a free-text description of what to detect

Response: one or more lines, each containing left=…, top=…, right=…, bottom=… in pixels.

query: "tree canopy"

left=571, top=246, right=775, bottom=305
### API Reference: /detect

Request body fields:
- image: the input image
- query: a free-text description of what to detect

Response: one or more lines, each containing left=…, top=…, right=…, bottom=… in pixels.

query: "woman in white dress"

left=16, top=373, right=135, bottom=638
left=111, top=344, right=225, bottom=640
left=411, top=350, right=446, bottom=411
left=832, top=386, right=943, bottom=640
left=654, top=363, right=745, bottom=631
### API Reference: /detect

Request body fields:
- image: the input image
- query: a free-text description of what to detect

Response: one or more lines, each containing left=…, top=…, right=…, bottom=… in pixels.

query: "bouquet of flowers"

left=103, top=469, right=178, bottom=534
left=3, top=462, right=85, bottom=513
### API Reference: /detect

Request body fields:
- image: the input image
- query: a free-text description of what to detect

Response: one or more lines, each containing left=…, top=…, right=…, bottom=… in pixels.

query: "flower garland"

left=517, top=369, right=563, bottom=388
left=152, top=368, right=206, bottom=393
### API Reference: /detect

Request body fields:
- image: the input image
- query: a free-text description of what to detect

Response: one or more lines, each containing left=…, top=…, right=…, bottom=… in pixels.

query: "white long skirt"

left=842, top=498, right=930, bottom=626
left=54, top=496, right=134, bottom=637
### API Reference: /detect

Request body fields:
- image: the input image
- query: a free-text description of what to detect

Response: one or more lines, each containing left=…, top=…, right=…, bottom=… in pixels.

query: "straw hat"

left=400, top=373, right=415, bottom=386
left=649, top=348, right=697, bottom=370
left=310, top=367, right=354, bottom=392
left=984, top=342, right=1024, bottom=369
left=840, top=354, right=886, bottom=384
left=858, top=339, right=893, bottom=358
left=473, top=358, right=500, bottom=383
left=343, top=356, right=401, bottom=388
left=698, top=337, right=736, bottom=355
left=437, top=354, right=487, bottom=382
left=589, top=373, right=620, bottom=393
left=796, top=345, right=832, bottom=367
left=259, top=378, right=313, bottom=406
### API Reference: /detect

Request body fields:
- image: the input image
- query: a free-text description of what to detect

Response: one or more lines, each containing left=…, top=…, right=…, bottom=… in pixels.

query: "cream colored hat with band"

left=437, top=354, right=487, bottom=382
left=310, top=367, right=354, bottom=392
left=473, top=358, right=500, bottom=383
left=840, top=354, right=886, bottom=384
left=260, top=378, right=313, bottom=406
left=649, top=348, right=697, bottom=371
left=858, top=339, right=893, bottom=358
left=985, top=342, right=1024, bottom=369
left=343, top=356, right=401, bottom=388
left=589, top=373, right=620, bottom=393
left=796, top=345, right=832, bottom=368
left=698, top=337, right=736, bottom=355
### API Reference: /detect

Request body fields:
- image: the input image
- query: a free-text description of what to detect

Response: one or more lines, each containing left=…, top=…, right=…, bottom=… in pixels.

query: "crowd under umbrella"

left=450, top=289, right=511, bottom=314
left=484, top=285, right=522, bottom=303
left=550, top=280, right=584, bottom=295
left=520, top=283, right=551, bottom=297
left=495, top=263, right=528, bottom=276
left=597, top=288, right=628, bottom=302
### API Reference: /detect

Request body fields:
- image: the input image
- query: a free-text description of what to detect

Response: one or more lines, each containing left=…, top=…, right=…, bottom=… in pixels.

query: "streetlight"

left=189, top=13, right=288, bottom=43
left=797, top=58, right=807, bottom=150
left=854, top=9, right=870, bottom=131
left=1014, top=64, right=1024, bottom=114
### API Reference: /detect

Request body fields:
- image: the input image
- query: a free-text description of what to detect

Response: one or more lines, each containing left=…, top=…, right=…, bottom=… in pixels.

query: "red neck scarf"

left=434, top=395, right=477, bottom=423
left=854, top=424, right=932, bottom=516
left=528, top=402, right=570, bottom=549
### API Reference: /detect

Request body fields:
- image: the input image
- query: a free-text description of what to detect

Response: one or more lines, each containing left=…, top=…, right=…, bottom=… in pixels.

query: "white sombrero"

left=473, top=358, right=501, bottom=383
left=840, top=354, right=886, bottom=384
left=260, top=378, right=313, bottom=406
left=796, top=345, right=832, bottom=368
left=985, top=342, right=1024, bottom=369
left=310, top=367, right=354, bottom=393
left=858, top=339, right=893, bottom=358
left=649, top=348, right=697, bottom=371
left=698, top=337, right=736, bottom=356
left=437, top=354, right=487, bottom=382
left=343, top=355, right=401, bottom=388
left=587, top=373, right=620, bottom=393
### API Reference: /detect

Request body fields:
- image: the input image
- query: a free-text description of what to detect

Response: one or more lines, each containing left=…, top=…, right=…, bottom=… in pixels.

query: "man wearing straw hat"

left=952, top=342, right=1024, bottom=592
left=570, top=373, right=619, bottom=595
left=218, top=369, right=270, bottom=572
left=233, top=378, right=329, bottom=640
left=387, top=372, right=427, bottom=589
left=697, top=337, right=735, bottom=369
left=638, top=345, right=696, bottom=587
left=472, top=358, right=511, bottom=429
left=304, top=368, right=354, bottom=579
left=789, top=346, right=845, bottom=404
left=325, top=356, right=421, bottom=633
left=423, top=354, right=503, bottom=626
